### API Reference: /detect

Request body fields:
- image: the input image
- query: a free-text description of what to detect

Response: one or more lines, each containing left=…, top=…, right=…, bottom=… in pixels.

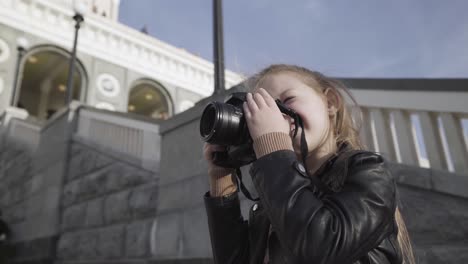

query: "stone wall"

left=56, top=135, right=159, bottom=263
left=399, top=185, right=468, bottom=263
left=0, top=106, right=165, bottom=264
left=0, top=112, right=63, bottom=263
left=0, top=140, right=33, bottom=238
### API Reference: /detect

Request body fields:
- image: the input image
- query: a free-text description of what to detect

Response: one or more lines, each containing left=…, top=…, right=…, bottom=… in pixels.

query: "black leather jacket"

left=204, top=149, right=402, bottom=264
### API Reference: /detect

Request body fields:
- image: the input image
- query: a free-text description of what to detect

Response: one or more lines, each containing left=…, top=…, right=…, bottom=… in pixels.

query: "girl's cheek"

left=309, top=115, right=327, bottom=134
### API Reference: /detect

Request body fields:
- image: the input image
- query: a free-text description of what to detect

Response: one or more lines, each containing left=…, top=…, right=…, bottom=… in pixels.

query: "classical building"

left=0, top=0, right=243, bottom=121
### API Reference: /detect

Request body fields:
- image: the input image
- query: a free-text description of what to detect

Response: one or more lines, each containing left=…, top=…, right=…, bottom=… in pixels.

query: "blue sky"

left=119, top=0, right=468, bottom=78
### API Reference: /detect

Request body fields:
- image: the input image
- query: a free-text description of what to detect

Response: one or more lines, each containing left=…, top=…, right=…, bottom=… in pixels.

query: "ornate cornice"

left=0, top=0, right=243, bottom=96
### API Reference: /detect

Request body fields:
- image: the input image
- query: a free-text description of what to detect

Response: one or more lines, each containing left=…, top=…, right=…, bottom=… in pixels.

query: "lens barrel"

left=200, top=102, right=247, bottom=146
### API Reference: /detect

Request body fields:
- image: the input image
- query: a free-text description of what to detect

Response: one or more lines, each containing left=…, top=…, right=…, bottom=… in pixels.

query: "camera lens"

left=200, top=102, right=247, bottom=145
left=200, top=103, right=217, bottom=138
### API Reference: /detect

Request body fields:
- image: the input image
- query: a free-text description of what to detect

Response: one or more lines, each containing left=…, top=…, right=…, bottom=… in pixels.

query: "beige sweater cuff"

left=253, top=132, right=294, bottom=158
left=209, top=167, right=237, bottom=197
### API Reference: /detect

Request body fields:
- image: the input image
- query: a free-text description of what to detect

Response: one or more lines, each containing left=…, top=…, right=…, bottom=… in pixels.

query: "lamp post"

left=65, top=1, right=86, bottom=105
left=10, top=37, right=29, bottom=106
left=212, top=0, right=225, bottom=94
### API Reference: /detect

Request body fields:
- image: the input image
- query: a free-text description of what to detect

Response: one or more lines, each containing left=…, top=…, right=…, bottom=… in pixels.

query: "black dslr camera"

left=199, top=92, right=300, bottom=168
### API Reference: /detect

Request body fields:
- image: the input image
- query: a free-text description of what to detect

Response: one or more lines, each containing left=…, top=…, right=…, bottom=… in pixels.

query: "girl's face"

left=259, top=72, right=335, bottom=156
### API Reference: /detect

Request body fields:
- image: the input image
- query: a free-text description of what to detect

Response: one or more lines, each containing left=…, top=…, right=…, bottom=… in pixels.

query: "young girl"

left=203, top=64, right=415, bottom=264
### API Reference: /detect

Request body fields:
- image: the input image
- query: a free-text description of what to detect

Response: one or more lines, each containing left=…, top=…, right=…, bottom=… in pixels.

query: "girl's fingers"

left=203, top=145, right=212, bottom=160
left=203, top=143, right=227, bottom=160
left=243, top=102, right=252, bottom=119
left=210, top=145, right=225, bottom=152
left=253, top=91, right=267, bottom=108
left=258, top=88, right=276, bottom=107
left=246, top=93, right=259, bottom=112
left=204, top=143, right=225, bottom=153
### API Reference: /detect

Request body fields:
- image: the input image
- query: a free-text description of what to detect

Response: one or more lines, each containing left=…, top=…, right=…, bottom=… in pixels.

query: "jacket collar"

left=311, top=142, right=350, bottom=177
left=311, top=142, right=362, bottom=193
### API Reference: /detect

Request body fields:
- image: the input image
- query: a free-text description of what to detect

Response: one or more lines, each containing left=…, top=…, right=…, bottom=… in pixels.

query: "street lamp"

left=212, top=0, right=225, bottom=95
left=65, top=0, right=86, bottom=105
left=11, top=36, right=29, bottom=106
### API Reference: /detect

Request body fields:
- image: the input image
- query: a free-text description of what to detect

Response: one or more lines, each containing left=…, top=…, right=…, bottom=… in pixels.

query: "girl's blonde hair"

left=247, top=64, right=415, bottom=264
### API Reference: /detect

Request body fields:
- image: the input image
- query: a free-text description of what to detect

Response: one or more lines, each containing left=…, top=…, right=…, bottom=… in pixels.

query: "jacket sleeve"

left=204, top=191, right=249, bottom=264
left=249, top=150, right=397, bottom=264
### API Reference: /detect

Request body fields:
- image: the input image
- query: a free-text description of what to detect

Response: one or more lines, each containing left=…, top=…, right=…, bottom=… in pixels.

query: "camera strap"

left=276, top=98, right=308, bottom=169
left=235, top=168, right=259, bottom=202
left=297, top=116, right=309, bottom=173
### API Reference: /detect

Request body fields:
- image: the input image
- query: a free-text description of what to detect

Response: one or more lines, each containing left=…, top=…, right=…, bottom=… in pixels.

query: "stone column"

left=155, top=110, right=212, bottom=259
left=359, top=107, right=376, bottom=151
left=391, top=110, right=418, bottom=166
left=438, top=113, right=468, bottom=173
left=417, top=111, right=445, bottom=170
left=154, top=92, right=237, bottom=261
left=369, top=108, right=396, bottom=161
left=37, top=78, right=52, bottom=119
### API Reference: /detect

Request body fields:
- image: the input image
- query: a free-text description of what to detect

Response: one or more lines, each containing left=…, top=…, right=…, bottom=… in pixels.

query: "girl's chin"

left=291, top=136, right=317, bottom=157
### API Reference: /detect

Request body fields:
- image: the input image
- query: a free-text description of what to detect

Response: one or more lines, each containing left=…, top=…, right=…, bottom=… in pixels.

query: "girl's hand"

left=243, top=88, right=290, bottom=139
left=203, top=143, right=237, bottom=197
left=203, top=143, right=233, bottom=177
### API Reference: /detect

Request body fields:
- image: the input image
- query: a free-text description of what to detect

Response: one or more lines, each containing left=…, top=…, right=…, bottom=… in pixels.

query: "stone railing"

left=0, top=107, right=40, bottom=150
left=76, top=105, right=161, bottom=172
left=5, top=118, right=41, bottom=150
left=0, top=0, right=244, bottom=96
left=342, top=78, right=468, bottom=175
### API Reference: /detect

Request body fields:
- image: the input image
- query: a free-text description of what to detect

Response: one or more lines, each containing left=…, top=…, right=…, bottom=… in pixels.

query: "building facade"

left=0, top=0, right=243, bottom=121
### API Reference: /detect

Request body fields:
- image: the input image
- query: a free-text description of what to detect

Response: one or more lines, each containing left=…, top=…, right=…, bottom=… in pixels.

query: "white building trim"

left=0, top=0, right=243, bottom=97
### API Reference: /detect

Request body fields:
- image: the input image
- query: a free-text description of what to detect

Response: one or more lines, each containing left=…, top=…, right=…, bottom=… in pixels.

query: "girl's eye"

left=283, top=97, right=295, bottom=104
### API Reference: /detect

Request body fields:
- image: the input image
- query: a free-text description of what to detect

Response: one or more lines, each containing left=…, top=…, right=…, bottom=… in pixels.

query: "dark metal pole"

left=213, top=0, right=225, bottom=94
left=65, top=13, right=84, bottom=105
left=11, top=46, right=26, bottom=106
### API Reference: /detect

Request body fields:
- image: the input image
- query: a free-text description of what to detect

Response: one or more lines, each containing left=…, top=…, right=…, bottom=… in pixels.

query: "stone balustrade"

left=76, top=105, right=161, bottom=172
left=342, top=78, right=468, bottom=175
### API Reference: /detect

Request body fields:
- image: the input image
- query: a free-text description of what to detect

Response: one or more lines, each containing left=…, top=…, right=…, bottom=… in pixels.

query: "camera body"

left=200, top=92, right=299, bottom=168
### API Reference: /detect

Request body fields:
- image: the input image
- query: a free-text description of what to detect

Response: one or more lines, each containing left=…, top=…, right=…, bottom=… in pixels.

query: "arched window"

left=15, top=46, right=87, bottom=120
left=127, top=80, right=173, bottom=120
